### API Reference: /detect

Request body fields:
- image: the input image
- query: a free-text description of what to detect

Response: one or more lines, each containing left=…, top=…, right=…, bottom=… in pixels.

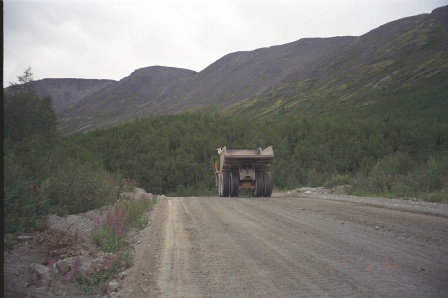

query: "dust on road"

left=120, top=194, right=448, bottom=297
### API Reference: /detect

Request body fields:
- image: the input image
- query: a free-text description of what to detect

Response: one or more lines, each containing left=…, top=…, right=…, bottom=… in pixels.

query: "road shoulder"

left=117, top=196, right=168, bottom=297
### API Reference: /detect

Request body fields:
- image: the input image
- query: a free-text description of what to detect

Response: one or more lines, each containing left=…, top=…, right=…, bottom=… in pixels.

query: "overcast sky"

left=4, top=0, right=447, bottom=87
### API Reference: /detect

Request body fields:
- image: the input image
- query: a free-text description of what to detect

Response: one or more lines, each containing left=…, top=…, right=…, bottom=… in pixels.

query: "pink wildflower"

left=30, top=183, right=39, bottom=192
left=94, top=217, right=101, bottom=228
left=117, top=225, right=125, bottom=236
left=106, top=259, right=113, bottom=269
left=65, top=272, right=71, bottom=283
left=73, top=256, right=81, bottom=276
left=47, top=258, right=54, bottom=269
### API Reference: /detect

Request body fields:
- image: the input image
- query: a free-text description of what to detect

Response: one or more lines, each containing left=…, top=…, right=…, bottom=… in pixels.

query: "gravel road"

left=119, top=194, right=448, bottom=297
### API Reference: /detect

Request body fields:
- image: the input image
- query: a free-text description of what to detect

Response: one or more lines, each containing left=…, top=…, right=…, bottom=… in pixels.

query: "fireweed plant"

left=91, top=192, right=157, bottom=252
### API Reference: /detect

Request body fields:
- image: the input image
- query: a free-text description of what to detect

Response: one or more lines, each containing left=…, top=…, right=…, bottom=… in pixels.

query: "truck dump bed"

left=217, top=146, right=274, bottom=172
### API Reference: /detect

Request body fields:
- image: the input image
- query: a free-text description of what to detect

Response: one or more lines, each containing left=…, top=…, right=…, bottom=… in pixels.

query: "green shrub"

left=4, top=138, right=117, bottom=234
left=391, top=180, right=414, bottom=198
left=424, top=189, right=448, bottom=203
left=370, top=152, right=415, bottom=177
left=4, top=141, right=50, bottom=233
left=323, top=174, right=352, bottom=188
left=353, top=153, right=448, bottom=200
left=40, top=162, right=116, bottom=216
left=306, top=168, right=329, bottom=187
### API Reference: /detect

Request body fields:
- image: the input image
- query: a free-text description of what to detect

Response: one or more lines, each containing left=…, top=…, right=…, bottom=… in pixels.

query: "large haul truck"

left=215, top=146, right=274, bottom=197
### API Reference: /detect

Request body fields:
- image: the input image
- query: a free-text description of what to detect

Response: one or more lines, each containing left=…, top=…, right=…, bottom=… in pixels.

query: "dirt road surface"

left=120, top=194, right=448, bottom=297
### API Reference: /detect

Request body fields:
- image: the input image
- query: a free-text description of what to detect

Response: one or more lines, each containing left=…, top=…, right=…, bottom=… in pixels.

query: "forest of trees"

left=69, top=111, right=448, bottom=200
left=4, top=69, right=448, bottom=236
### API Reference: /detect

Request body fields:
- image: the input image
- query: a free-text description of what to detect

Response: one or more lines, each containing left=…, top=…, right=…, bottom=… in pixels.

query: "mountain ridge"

left=5, top=5, right=448, bottom=134
left=26, top=78, right=116, bottom=109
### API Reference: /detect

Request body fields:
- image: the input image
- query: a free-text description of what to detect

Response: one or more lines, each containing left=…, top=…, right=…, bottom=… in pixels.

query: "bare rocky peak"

left=431, top=5, right=448, bottom=26
left=115, top=66, right=197, bottom=99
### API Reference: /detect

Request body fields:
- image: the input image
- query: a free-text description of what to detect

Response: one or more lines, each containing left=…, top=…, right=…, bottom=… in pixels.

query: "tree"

left=16, top=66, right=34, bottom=85
left=4, top=67, right=58, bottom=142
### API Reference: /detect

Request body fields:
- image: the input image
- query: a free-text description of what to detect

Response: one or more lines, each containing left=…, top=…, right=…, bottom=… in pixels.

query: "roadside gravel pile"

left=3, top=189, right=160, bottom=298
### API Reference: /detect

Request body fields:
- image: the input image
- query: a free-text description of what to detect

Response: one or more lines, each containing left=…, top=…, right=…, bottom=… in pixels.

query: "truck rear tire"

left=218, top=174, right=222, bottom=197
left=230, top=172, right=239, bottom=197
left=254, top=172, right=264, bottom=197
left=263, top=172, right=273, bottom=197
left=220, top=172, right=230, bottom=197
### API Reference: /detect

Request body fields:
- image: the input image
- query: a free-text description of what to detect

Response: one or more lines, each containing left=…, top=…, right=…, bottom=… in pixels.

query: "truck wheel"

left=254, top=172, right=264, bottom=197
left=218, top=174, right=222, bottom=197
left=230, top=172, right=239, bottom=197
left=263, top=172, right=273, bottom=197
left=220, top=172, right=230, bottom=197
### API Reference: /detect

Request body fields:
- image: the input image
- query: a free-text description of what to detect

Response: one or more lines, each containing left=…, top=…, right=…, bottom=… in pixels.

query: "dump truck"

left=215, top=146, right=274, bottom=197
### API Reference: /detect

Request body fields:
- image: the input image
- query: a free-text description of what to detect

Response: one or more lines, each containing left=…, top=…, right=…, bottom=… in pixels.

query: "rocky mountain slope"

left=5, top=5, right=447, bottom=134
left=59, top=66, right=196, bottom=133
left=222, top=7, right=448, bottom=119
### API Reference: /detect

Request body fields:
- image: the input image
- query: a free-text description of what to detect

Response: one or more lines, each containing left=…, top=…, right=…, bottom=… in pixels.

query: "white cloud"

left=4, top=0, right=447, bottom=87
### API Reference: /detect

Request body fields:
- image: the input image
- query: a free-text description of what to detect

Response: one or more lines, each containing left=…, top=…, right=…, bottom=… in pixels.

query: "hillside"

left=149, top=36, right=356, bottom=115
left=59, top=66, right=196, bottom=133
left=5, top=5, right=447, bottom=134
left=222, top=8, right=448, bottom=120
left=4, top=78, right=116, bottom=109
